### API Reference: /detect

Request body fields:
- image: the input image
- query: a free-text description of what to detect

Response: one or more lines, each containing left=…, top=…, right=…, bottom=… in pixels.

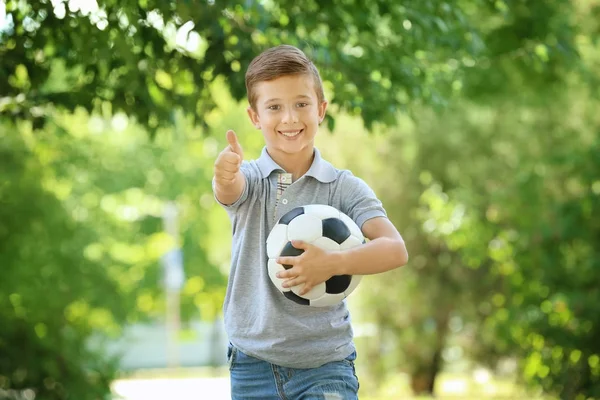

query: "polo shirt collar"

left=256, top=147, right=337, bottom=183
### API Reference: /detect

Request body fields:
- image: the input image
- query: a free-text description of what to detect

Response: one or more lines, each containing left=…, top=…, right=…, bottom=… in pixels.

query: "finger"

left=216, top=161, right=241, bottom=173
left=214, top=155, right=241, bottom=178
left=214, top=172, right=236, bottom=182
left=219, top=151, right=241, bottom=163
left=276, top=268, right=293, bottom=279
left=214, top=168, right=239, bottom=181
left=282, top=277, right=305, bottom=289
left=299, top=283, right=313, bottom=296
left=226, top=130, right=244, bottom=158
left=214, top=163, right=238, bottom=175
left=290, top=240, right=308, bottom=250
left=276, top=257, right=297, bottom=266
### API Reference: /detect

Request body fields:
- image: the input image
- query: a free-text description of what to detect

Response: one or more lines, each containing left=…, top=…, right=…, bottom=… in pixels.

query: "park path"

left=112, top=377, right=231, bottom=400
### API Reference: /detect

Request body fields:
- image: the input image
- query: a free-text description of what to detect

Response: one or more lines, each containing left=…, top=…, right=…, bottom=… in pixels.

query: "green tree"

left=411, top=2, right=600, bottom=397
left=0, top=103, right=241, bottom=397
left=345, top=0, right=597, bottom=396
left=420, top=88, right=600, bottom=398
left=0, top=0, right=520, bottom=131
left=0, top=126, right=123, bottom=398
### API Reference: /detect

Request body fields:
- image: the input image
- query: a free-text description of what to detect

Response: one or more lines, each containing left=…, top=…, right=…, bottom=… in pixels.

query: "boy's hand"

left=276, top=241, right=340, bottom=295
left=214, top=130, right=244, bottom=186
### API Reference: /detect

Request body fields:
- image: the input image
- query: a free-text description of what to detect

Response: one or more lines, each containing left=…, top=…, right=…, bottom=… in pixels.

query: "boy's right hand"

left=214, top=130, right=244, bottom=186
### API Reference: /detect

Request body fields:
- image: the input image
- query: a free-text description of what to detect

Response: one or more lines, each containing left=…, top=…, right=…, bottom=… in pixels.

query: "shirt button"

left=282, top=199, right=288, bottom=205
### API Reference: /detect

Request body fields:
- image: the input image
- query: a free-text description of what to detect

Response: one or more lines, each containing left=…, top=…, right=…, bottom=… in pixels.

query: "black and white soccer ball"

left=266, top=204, right=365, bottom=307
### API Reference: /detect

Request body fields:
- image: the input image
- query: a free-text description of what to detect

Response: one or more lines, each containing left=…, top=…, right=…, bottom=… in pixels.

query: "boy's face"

left=247, top=74, right=327, bottom=160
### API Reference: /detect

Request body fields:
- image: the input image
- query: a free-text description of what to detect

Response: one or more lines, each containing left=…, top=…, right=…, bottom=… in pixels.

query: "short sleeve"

left=336, top=171, right=387, bottom=229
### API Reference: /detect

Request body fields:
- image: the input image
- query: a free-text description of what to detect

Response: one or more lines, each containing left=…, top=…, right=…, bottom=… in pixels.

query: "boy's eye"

left=268, top=105, right=280, bottom=111
left=297, top=102, right=308, bottom=108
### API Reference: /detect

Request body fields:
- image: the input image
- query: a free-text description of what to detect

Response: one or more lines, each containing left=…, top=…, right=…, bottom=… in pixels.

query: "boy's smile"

left=279, top=129, right=303, bottom=138
left=247, top=74, right=328, bottom=179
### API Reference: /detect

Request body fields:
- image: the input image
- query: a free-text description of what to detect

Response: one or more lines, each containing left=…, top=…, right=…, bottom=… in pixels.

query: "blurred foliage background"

left=1, top=0, right=599, bottom=399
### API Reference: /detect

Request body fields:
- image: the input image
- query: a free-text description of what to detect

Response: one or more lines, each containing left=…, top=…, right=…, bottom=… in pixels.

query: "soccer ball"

left=266, top=204, right=365, bottom=307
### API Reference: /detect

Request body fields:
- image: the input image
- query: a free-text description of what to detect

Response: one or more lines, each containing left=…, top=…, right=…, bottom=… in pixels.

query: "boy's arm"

left=336, top=216, right=408, bottom=275
left=276, top=217, right=408, bottom=294
left=214, top=172, right=246, bottom=206
left=213, top=130, right=246, bottom=206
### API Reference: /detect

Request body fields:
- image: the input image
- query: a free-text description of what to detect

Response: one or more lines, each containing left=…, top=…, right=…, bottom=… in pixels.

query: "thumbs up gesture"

left=225, top=129, right=244, bottom=160
left=213, top=130, right=245, bottom=204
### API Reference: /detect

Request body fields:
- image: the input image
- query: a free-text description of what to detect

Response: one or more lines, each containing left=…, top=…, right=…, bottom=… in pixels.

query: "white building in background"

left=100, top=319, right=228, bottom=370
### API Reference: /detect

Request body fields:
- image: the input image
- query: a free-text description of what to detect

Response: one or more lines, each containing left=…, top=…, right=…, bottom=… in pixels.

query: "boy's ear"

left=247, top=106, right=261, bottom=129
left=318, top=101, right=328, bottom=124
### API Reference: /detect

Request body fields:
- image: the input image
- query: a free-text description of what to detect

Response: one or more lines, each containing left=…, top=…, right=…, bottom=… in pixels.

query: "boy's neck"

left=267, top=147, right=315, bottom=182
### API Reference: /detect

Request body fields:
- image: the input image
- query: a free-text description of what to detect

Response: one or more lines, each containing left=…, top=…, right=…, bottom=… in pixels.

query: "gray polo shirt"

left=215, top=146, right=386, bottom=368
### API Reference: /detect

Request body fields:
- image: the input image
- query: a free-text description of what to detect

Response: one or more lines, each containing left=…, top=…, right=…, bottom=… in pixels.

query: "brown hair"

left=245, top=45, right=325, bottom=110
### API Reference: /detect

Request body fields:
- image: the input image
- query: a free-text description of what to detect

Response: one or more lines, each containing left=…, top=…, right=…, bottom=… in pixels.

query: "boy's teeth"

left=281, top=130, right=301, bottom=137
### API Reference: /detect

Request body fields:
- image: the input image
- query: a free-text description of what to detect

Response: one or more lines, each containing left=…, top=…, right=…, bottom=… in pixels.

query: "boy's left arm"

left=276, top=217, right=408, bottom=294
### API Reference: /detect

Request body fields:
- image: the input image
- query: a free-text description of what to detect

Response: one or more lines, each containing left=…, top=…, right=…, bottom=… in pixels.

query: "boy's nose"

left=282, top=109, right=298, bottom=124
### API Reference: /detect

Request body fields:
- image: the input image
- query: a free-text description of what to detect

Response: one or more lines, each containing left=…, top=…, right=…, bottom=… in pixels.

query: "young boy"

left=213, top=45, right=408, bottom=399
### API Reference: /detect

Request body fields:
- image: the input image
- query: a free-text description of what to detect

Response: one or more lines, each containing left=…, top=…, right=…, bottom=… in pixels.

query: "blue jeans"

left=227, top=344, right=360, bottom=400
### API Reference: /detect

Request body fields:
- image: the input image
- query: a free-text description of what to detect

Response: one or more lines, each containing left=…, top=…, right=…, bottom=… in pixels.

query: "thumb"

left=226, top=130, right=244, bottom=158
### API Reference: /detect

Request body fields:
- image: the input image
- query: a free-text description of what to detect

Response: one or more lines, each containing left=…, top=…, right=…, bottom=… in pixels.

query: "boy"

left=213, top=45, right=408, bottom=399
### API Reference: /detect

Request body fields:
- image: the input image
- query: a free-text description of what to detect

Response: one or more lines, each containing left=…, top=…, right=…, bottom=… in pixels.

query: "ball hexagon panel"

left=267, top=259, right=289, bottom=292
left=339, top=235, right=363, bottom=251
left=310, top=236, right=341, bottom=252
left=291, top=281, right=326, bottom=301
left=302, top=204, right=340, bottom=220
left=288, top=214, right=323, bottom=243
left=266, top=224, right=289, bottom=259
left=310, top=292, right=345, bottom=308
